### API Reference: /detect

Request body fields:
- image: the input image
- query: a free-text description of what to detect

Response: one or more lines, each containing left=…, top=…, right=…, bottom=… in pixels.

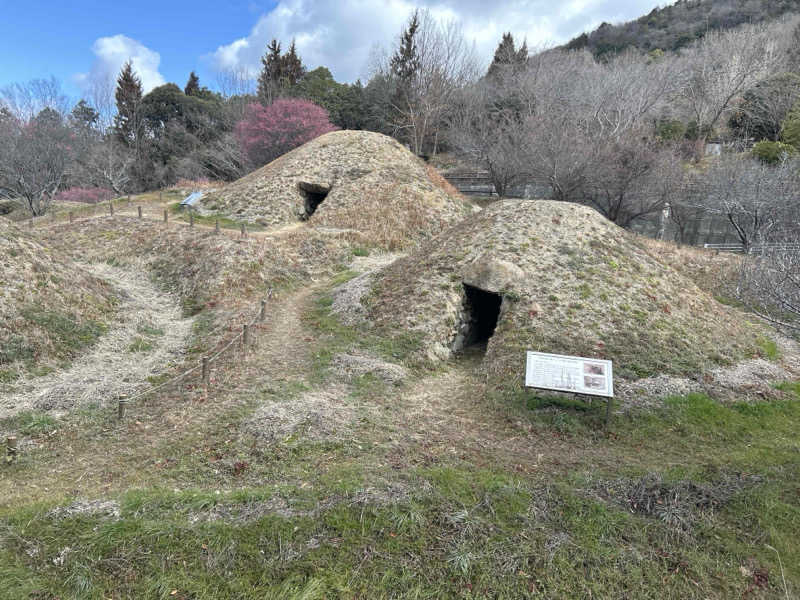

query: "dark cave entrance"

left=298, top=182, right=330, bottom=220
left=456, top=283, right=502, bottom=353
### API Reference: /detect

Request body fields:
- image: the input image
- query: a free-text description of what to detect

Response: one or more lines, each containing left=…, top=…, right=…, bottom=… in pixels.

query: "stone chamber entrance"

left=298, top=182, right=330, bottom=219
left=453, top=283, right=502, bottom=354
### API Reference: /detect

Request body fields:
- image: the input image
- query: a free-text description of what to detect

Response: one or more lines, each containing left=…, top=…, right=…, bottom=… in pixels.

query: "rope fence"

left=23, top=195, right=251, bottom=239
left=115, top=296, right=269, bottom=422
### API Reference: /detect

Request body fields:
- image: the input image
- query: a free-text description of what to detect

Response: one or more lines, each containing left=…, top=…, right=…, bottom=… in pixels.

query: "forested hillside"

left=565, top=0, right=800, bottom=57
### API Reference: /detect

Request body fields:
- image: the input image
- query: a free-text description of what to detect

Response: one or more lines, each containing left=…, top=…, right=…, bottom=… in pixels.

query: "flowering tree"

left=235, top=99, right=338, bottom=167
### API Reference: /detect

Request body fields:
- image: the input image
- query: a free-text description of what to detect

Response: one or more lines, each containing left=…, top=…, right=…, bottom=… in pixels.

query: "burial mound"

left=336, top=200, right=769, bottom=389
left=200, top=130, right=473, bottom=249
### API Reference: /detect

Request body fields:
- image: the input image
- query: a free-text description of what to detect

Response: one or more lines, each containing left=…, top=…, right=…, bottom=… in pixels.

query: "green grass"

left=303, top=290, right=422, bottom=384
left=1, top=410, right=58, bottom=436
left=757, top=336, right=780, bottom=360
left=167, top=203, right=266, bottom=232
left=127, top=337, right=155, bottom=353
left=19, top=308, right=106, bottom=359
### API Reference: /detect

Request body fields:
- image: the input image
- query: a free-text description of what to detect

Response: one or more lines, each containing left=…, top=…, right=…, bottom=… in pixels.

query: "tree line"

left=1, top=4, right=800, bottom=236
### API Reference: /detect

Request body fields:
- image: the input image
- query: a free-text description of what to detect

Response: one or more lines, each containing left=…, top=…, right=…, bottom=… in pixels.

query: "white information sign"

left=525, top=351, right=613, bottom=398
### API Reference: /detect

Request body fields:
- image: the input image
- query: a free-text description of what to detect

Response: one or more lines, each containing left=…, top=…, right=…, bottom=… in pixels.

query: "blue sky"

left=0, top=0, right=663, bottom=102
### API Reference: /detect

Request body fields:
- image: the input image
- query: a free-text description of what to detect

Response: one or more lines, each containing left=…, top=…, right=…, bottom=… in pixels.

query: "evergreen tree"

left=69, top=99, right=100, bottom=130
left=390, top=10, right=420, bottom=90
left=113, top=61, right=143, bottom=149
left=184, top=71, right=201, bottom=96
left=257, top=39, right=283, bottom=104
left=781, top=100, right=800, bottom=150
left=281, top=40, right=305, bottom=87
left=487, top=33, right=527, bottom=79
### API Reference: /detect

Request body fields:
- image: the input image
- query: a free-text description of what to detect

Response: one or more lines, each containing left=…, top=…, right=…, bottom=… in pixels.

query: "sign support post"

left=524, top=351, right=614, bottom=429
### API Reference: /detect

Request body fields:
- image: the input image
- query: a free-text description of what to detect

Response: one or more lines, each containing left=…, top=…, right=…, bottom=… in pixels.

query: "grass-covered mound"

left=0, top=219, right=116, bottom=382
left=352, top=199, right=768, bottom=384
left=200, top=130, right=474, bottom=249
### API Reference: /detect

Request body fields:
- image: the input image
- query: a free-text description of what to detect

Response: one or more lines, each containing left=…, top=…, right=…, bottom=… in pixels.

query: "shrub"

left=751, top=140, right=796, bottom=164
left=781, top=101, right=800, bottom=150
left=53, top=187, right=114, bottom=204
left=235, top=99, right=338, bottom=168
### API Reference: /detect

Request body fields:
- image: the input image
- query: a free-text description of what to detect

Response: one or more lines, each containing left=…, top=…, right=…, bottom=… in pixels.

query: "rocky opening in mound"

left=298, top=182, right=330, bottom=219
left=336, top=199, right=772, bottom=392
left=200, top=130, right=474, bottom=249
left=454, top=284, right=502, bottom=353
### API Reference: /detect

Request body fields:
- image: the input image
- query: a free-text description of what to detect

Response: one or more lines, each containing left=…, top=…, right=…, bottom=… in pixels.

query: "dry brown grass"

left=425, top=163, right=463, bottom=199
left=0, top=220, right=117, bottom=382
left=641, top=237, right=743, bottom=300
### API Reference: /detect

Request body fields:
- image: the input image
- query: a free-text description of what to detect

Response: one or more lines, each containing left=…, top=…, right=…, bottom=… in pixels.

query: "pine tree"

left=257, top=39, right=283, bottom=104
left=113, top=61, right=143, bottom=149
left=391, top=11, right=420, bottom=89
left=281, top=40, right=305, bottom=87
left=487, top=33, right=528, bottom=79
left=184, top=71, right=200, bottom=96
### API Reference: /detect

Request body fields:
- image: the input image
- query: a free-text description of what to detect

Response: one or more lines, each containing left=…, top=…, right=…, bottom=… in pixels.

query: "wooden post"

left=604, top=397, right=613, bottom=431
left=127, top=194, right=131, bottom=205
left=215, top=219, right=220, bottom=234
left=28, top=218, right=33, bottom=229
left=202, top=357, right=210, bottom=387
left=163, top=209, right=168, bottom=223
left=117, top=398, right=128, bottom=421
left=5, top=436, right=17, bottom=464
left=137, top=206, right=143, bottom=219
left=159, top=190, right=163, bottom=202
left=259, top=299, right=266, bottom=323
left=242, top=324, right=249, bottom=351
left=109, top=202, right=114, bottom=216
left=189, top=212, right=194, bottom=228
left=240, top=223, right=246, bottom=238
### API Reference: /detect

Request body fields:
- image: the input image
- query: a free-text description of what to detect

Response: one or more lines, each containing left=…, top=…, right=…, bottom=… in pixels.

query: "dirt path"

left=0, top=261, right=194, bottom=420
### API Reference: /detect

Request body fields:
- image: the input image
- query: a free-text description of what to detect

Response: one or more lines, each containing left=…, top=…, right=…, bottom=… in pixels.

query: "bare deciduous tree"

left=0, top=108, right=73, bottom=216
left=0, top=76, right=69, bottom=121
left=702, top=155, right=800, bottom=249
left=377, top=9, right=480, bottom=156
left=677, top=24, right=778, bottom=156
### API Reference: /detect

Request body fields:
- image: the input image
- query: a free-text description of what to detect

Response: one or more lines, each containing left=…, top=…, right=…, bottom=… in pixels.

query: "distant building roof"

left=180, top=191, right=204, bottom=207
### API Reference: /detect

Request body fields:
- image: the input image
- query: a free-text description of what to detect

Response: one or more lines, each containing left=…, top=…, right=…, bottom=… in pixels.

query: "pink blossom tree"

left=235, top=99, right=338, bottom=167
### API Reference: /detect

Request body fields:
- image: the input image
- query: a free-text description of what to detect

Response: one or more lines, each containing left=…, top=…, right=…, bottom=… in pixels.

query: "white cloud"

left=76, top=34, right=166, bottom=94
left=210, top=0, right=662, bottom=82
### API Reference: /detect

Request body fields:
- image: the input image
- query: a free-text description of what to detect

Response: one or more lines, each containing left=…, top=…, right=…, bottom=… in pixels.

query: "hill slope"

left=565, top=0, right=800, bottom=57
left=0, top=219, right=116, bottom=383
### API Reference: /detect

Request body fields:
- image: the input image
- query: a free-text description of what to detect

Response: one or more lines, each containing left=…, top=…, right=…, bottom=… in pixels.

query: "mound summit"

left=0, top=220, right=115, bottom=380
left=338, top=200, right=767, bottom=387
left=201, top=130, right=473, bottom=249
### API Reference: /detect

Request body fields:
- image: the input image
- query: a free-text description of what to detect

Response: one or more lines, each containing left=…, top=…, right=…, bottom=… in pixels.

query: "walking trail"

left=0, top=261, right=194, bottom=421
